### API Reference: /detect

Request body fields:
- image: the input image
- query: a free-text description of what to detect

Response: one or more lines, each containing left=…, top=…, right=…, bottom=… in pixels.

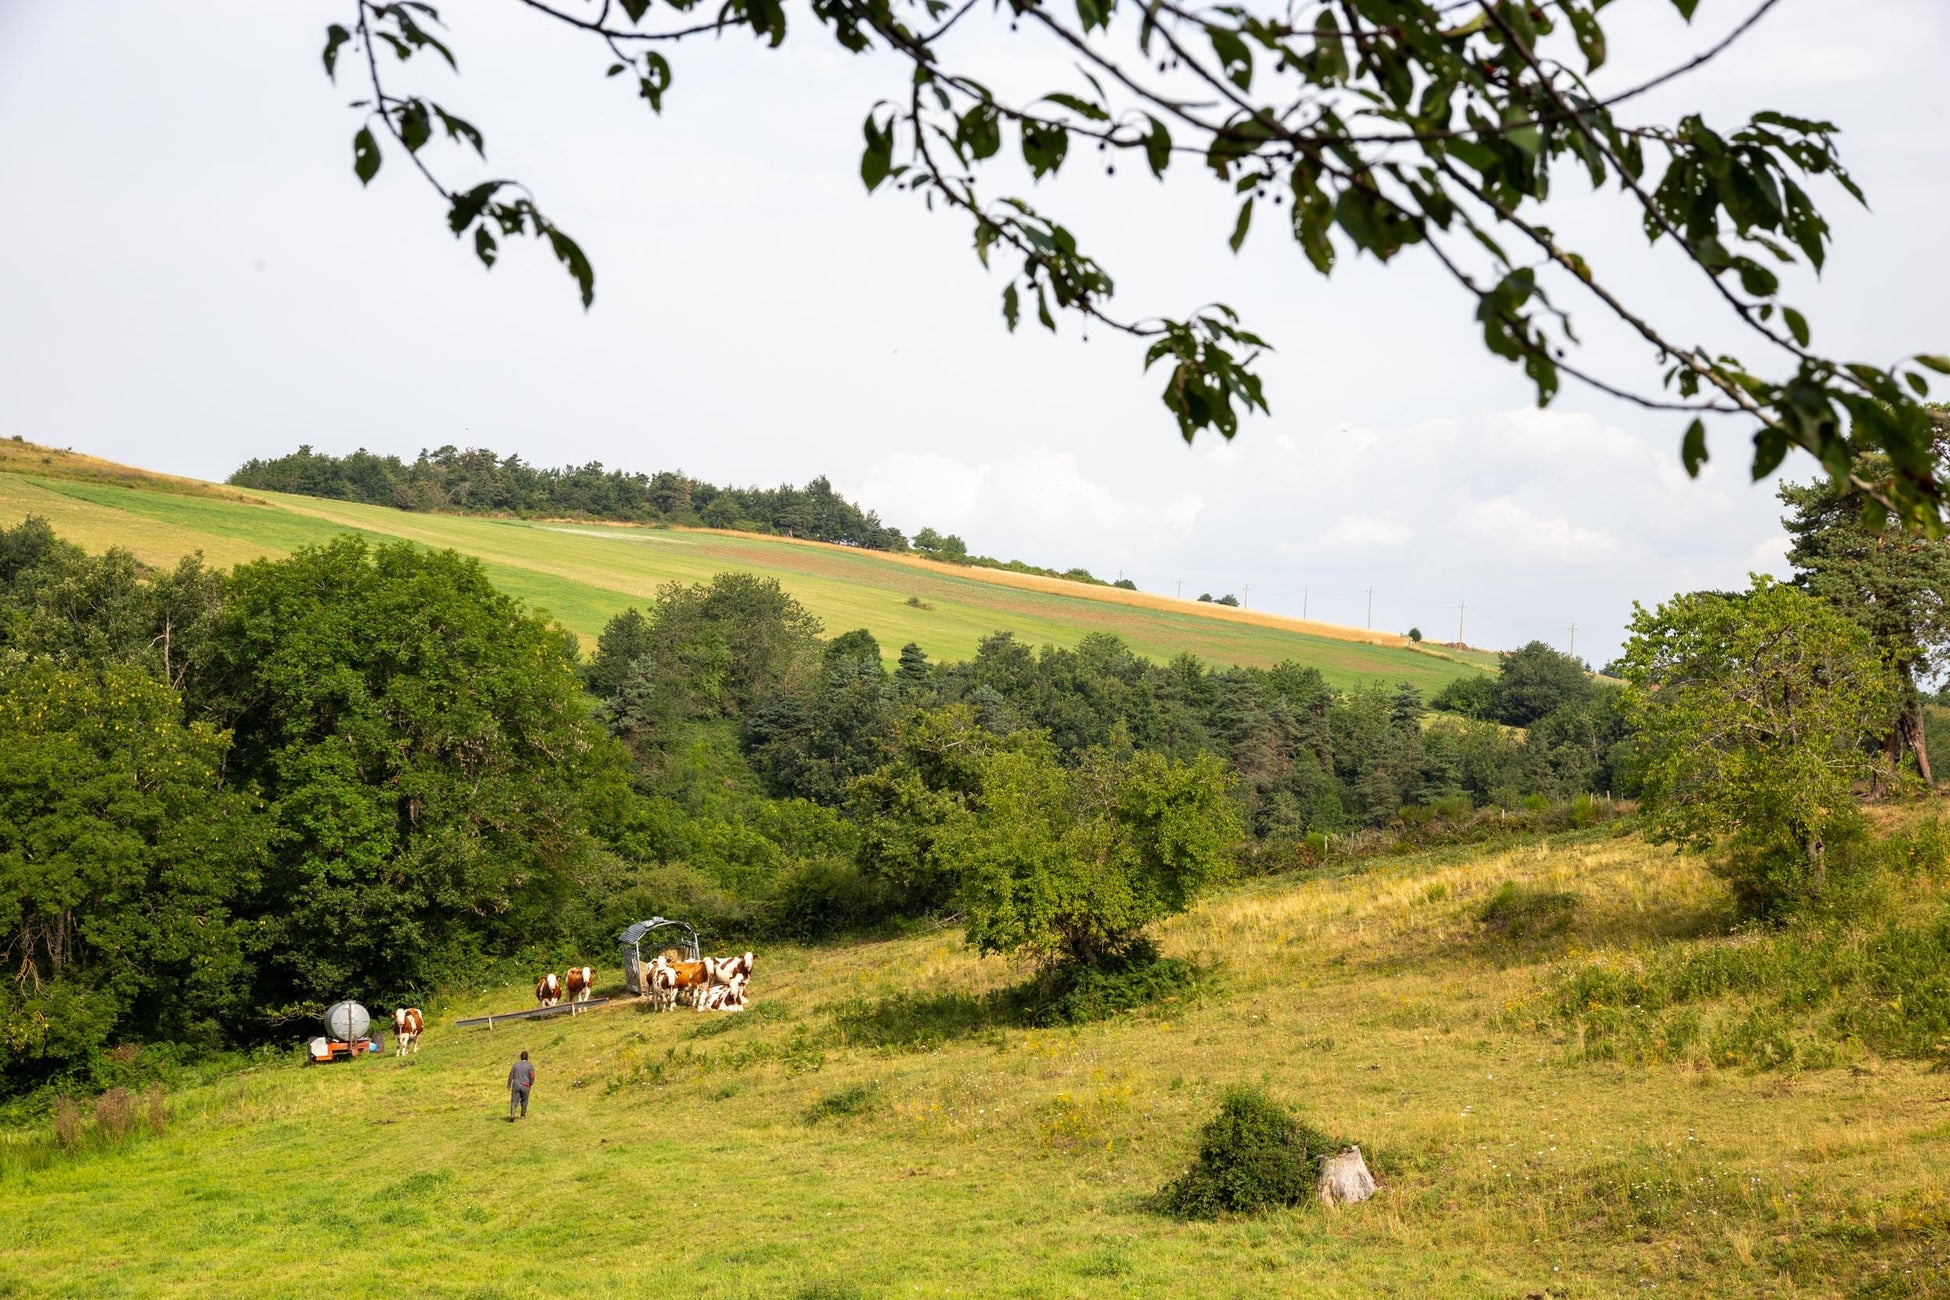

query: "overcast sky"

left=2, top=1, right=1945, bottom=662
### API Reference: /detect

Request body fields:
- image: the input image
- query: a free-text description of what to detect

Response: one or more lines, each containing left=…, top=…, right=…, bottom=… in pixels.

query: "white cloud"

left=1319, top=513, right=1416, bottom=549
left=848, top=447, right=1202, bottom=562
left=1454, top=497, right=1625, bottom=568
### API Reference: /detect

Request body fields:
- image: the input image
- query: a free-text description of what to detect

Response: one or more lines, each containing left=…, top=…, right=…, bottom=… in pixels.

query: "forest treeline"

left=0, top=514, right=1614, bottom=1096
left=226, top=445, right=1132, bottom=588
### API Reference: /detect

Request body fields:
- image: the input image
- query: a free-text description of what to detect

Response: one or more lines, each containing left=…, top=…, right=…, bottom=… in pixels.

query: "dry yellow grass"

left=0, top=437, right=258, bottom=501
left=7, top=824, right=1947, bottom=1297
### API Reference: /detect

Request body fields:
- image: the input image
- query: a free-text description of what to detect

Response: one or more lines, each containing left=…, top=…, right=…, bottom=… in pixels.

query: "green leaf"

left=1567, top=7, right=1606, bottom=71
left=1904, top=371, right=1930, bottom=398
left=473, top=224, right=498, bottom=267
left=1002, top=283, right=1020, bottom=332
left=1681, top=418, right=1708, bottom=477
left=397, top=100, right=431, bottom=154
left=860, top=113, right=893, bottom=193
left=1021, top=121, right=1069, bottom=179
left=1782, top=307, right=1809, bottom=348
left=1751, top=427, right=1789, bottom=480
left=638, top=54, right=672, bottom=112
left=1207, top=27, right=1252, bottom=92
left=1143, top=118, right=1171, bottom=179
left=958, top=103, right=1001, bottom=162
left=1500, top=104, right=1542, bottom=156
left=620, top=0, right=652, bottom=18
left=448, top=181, right=499, bottom=234
left=1043, top=92, right=1109, bottom=123
left=352, top=126, right=382, bottom=185
left=544, top=226, right=595, bottom=309
left=1733, top=257, right=1778, bottom=298
left=1228, top=198, right=1253, bottom=253
left=1916, top=355, right=1950, bottom=375
left=322, top=24, right=352, bottom=80
left=1036, top=282, right=1055, bottom=331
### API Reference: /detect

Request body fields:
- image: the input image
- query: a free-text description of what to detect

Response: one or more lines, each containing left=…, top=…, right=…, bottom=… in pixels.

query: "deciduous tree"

left=1619, top=577, right=1893, bottom=918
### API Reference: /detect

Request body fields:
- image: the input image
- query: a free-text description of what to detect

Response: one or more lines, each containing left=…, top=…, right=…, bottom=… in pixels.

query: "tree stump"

left=1317, top=1146, right=1376, bottom=1206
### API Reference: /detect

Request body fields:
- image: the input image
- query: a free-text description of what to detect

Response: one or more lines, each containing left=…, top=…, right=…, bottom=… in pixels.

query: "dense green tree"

left=1494, top=641, right=1592, bottom=727
left=584, top=605, right=654, bottom=698
left=196, top=537, right=630, bottom=1002
left=954, top=744, right=1241, bottom=967
left=0, top=518, right=225, bottom=692
left=744, top=630, right=896, bottom=804
left=1781, top=423, right=1950, bottom=783
left=604, top=575, right=825, bottom=753
left=0, top=659, right=262, bottom=1087
left=1619, top=577, right=1894, bottom=918
left=895, top=641, right=932, bottom=689
left=1430, top=672, right=1498, bottom=721
left=230, top=447, right=908, bottom=548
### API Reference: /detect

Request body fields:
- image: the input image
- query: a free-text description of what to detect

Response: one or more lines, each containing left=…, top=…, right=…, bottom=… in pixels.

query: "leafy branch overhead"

left=324, top=0, right=1949, bottom=528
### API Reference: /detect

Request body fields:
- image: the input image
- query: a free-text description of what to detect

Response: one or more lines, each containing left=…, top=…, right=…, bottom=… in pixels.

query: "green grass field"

left=0, top=464, right=1496, bottom=691
left=7, top=822, right=1949, bottom=1299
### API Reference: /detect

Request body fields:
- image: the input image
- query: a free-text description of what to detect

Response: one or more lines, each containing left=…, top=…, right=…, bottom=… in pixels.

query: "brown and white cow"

left=699, top=977, right=748, bottom=1012
left=564, top=966, right=594, bottom=1012
left=536, top=972, right=562, bottom=1008
left=393, top=1007, right=425, bottom=1055
left=644, top=956, right=709, bottom=1011
left=697, top=952, right=754, bottom=1010
left=644, top=956, right=678, bottom=1012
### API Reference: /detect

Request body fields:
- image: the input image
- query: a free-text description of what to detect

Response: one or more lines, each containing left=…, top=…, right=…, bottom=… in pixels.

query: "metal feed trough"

left=617, top=917, right=701, bottom=996
left=454, top=999, right=611, bottom=1029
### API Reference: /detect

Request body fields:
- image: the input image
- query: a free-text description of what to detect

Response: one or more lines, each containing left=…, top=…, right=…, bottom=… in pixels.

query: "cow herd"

left=378, top=951, right=754, bottom=1058
left=642, top=951, right=754, bottom=1013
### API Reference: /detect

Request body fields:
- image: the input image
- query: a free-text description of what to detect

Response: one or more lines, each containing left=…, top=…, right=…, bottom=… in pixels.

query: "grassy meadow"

left=7, top=817, right=1949, bottom=1299
left=0, top=449, right=1496, bottom=690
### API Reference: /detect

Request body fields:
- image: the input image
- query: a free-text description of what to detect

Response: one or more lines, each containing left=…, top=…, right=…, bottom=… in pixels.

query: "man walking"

left=507, top=1050, right=536, bottom=1121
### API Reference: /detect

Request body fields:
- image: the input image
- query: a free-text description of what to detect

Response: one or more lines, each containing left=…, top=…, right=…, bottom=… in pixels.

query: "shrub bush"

left=1005, top=941, right=1205, bottom=1028
left=1478, top=881, right=1582, bottom=941
left=1152, top=1086, right=1348, bottom=1220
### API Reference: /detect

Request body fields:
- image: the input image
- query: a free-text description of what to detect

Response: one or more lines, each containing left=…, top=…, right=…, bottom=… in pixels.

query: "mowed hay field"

left=0, top=459, right=1496, bottom=690
left=7, top=827, right=1950, bottom=1299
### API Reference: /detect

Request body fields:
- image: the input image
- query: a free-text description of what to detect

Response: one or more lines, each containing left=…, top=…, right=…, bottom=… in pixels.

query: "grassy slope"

left=7, top=829, right=1948, bottom=1299
left=0, top=466, right=1495, bottom=690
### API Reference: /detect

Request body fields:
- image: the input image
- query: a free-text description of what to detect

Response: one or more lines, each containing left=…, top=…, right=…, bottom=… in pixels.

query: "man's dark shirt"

left=508, top=1061, right=536, bottom=1090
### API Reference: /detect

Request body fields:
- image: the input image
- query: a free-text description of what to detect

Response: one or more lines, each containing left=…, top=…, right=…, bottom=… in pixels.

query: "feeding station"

left=308, top=1000, right=381, bottom=1063
left=617, top=917, right=701, bottom=995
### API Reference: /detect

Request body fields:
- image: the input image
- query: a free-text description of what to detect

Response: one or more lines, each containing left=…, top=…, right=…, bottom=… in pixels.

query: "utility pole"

left=1302, top=585, right=1309, bottom=619
left=1242, top=584, right=1249, bottom=610
left=1176, top=579, right=1181, bottom=600
left=1568, top=622, right=1576, bottom=658
left=1457, top=602, right=1466, bottom=646
left=1366, top=588, right=1374, bottom=629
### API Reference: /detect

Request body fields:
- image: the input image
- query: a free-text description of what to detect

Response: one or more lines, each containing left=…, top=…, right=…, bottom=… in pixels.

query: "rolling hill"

left=0, top=440, right=1498, bottom=692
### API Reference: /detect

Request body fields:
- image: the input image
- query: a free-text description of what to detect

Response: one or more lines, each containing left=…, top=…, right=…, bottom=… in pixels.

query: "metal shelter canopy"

left=616, top=917, right=701, bottom=995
